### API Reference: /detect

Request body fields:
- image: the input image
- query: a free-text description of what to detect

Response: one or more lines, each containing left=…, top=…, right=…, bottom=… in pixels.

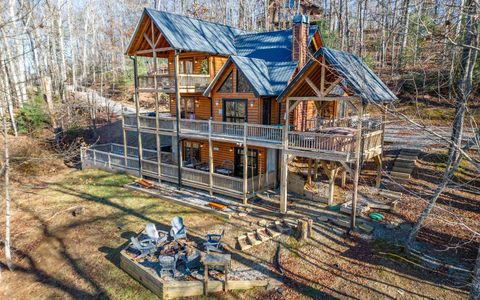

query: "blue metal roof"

left=203, top=56, right=297, bottom=97
left=235, top=27, right=318, bottom=61
left=138, top=9, right=319, bottom=58
left=320, top=48, right=397, bottom=102
left=277, top=48, right=397, bottom=103
left=145, top=8, right=245, bottom=55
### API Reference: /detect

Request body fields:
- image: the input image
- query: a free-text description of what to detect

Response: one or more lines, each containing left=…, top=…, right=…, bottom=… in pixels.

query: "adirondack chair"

left=204, top=229, right=225, bottom=253
left=145, top=223, right=168, bottom=245
left=129, top=237, right=156, bottom=259
left=170, top=216, right=187, bottom=240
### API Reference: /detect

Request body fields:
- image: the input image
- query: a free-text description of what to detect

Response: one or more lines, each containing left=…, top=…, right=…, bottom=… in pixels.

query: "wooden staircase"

left=390, top=148, right=421, bottom=180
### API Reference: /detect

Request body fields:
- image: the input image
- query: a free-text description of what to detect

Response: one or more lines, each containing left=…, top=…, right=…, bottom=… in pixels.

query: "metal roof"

left=203, top=56, right=297, bottom=97
left=132, top=9, right=319, bottom=58
left=277, top=48, right=397, bottom=103
left=320, top=48, right=397, bottom=102
left=235, top=26, right=318, bottom=61
left=145, top=8, right=245, bottom=55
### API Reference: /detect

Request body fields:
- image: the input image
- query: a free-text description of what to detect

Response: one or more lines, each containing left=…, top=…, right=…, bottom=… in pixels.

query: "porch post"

left=243, top=122, right=248, bottom=204
left=174, top=51, right=182, bottom=187
left=154, top=50, right=162, bottom=183
left=133, top=55, right=143, bottom=177
left=208, top=119, right=214, bottom=196
left=280, top=98, right=289, bottom=214
left=376, top=107, right=387, bottom=187
left=351, top=100, right=363, bottom=230
left=121, top=105, right=128, bottom=171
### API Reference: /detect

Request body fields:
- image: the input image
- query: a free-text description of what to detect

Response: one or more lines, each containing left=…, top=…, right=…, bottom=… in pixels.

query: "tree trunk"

left=1, top=101, right=13, bottom=271
left=42, top=76, right=58, bottom=129
left=406, top=0, right=478, bottom=251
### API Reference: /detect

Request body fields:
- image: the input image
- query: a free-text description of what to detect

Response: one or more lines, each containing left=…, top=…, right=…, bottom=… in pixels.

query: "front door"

left=234, top=147, right=258, bottom=178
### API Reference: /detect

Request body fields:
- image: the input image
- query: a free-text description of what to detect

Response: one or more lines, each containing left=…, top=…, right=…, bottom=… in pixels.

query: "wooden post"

left=280, top=98, right=290, bottom=214
left=351, top=100, right=363, bottom=230
left=174, top=51, right=182, bottom=188
left=133, top=56, right=143, bottom=177
left=208, top=119, right=214, bottom=196
left=243, top=122, right=248, bottom=204
left=297, top=218, right=309, bottom=240
left=121, top=105, right=128, bottom=171
left=314, top=159, right=318, bottom=181
left=307, top=158, right=312, bottom=185
left=341, top=168, right=347, bottom=187
left=374, top=155, right=382, bottom=188
left=154, top=51, right=162, bottom=183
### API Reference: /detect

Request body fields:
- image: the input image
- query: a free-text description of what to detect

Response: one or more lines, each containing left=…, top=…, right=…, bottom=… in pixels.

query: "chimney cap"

left=293, top=14, right=309, bottom=24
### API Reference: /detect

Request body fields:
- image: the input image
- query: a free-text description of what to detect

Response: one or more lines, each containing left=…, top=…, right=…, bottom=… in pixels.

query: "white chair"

left=145, top=223, right=168, bottom=245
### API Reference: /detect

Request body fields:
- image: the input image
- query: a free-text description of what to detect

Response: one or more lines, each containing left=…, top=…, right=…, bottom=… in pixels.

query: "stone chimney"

left=292, top=14, right=309, bottom=69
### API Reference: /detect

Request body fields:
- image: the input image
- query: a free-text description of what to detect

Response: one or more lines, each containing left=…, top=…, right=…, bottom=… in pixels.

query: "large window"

left=218, top=71, right=233, bottom=93
left=234, top=148, right=259, bottom=178
left=183, top=141, right=201, bottom=165
left=180, top=97, right=196, bottom=119
left=223, top=99, right=247, bottom=123
left=180, top=59, right=193, bottom=74
left=236, top=70, right=252, bottom=93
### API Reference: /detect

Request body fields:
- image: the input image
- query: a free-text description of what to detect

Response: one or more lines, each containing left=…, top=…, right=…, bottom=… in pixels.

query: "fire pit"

left=119, top=222, right=277, bottom=299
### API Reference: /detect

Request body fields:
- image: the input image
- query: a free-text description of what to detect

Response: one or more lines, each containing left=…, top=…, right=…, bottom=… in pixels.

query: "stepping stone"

left=237, top=234, right=252, bottom=250
left=390, top=171, right=411, bottom=179
left=246, top=232, right=262, bottom=246
left=392, top=166, right=414, bottom=174
left=255, top=228, right=271, bottom=242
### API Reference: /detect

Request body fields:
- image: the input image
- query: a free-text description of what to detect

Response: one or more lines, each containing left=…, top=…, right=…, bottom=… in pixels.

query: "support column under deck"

left=174, top=51, right=182, bottom=188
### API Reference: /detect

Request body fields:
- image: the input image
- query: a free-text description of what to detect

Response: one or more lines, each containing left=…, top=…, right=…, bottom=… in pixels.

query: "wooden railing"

left=288, top=132, right=356, bottom=154
left=124, top=114, right=383, bottom=155
left=306, top=115, right=382, bottom=131
left=362, top=130, right=383, bottom=152
left=213, top=173, right=244, bottom=194
left=137, top=74, right=211, bottom=92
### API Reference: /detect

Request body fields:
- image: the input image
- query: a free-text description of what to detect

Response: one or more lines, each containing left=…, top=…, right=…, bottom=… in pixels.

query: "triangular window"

left=236, top=70, right=252, bottom=93
left=218, top=71, right=233, bottom=93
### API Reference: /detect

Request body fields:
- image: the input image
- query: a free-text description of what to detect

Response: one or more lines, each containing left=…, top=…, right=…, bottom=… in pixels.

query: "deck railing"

left=123, top=114, right=382, bottom=155
left=306, top=115, right=382, bottom=131
left=81, top=143, right=276, bottom=198
left=137, top=74, right=211, bottom=92
left=288, top=132, right=356, bottom=154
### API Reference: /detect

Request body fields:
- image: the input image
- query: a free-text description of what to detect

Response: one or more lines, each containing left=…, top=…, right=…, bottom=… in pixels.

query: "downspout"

left=130, top=56, right=142, bottom=176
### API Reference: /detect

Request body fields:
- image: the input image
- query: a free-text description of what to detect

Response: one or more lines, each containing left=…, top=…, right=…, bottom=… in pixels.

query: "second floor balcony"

left=123, top=113, right=384, bottom=162
left=137, top=74, right=211, bottom=93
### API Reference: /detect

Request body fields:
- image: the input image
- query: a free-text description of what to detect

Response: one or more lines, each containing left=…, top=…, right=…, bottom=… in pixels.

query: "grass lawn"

left=0, top=169, right=227, bottom=299
left=0, top=169, right=470, bottom=299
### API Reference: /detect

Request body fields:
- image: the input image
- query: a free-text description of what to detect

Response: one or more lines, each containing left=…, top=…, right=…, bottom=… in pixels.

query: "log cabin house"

left=85, top=8, right=396, bottom=226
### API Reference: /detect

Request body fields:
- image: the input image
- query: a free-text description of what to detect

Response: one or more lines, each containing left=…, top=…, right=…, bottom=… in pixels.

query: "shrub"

left=16, top=102, right=50, bottom=135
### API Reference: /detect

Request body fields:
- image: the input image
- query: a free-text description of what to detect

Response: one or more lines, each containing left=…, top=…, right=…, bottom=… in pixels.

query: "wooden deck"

left=123, top=114, right=383, bottom=162
left=81, top=143, right=276, bottom=200
left=138, top=74, right=211, bottom=93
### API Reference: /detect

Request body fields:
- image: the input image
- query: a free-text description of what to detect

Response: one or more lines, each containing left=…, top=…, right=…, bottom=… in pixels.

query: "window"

left=180, top=97, right=195, bottom=119
left=184, top=141, right=201, bottom=165
left=223, top=99, right=247, bottom=123
left=236, top=70, right=252, bottom=93
left=218, top=71, right=233, bottom=93
left=180, top=59, right=193, bottom=74
left=234, top=148, right=259, bottom=178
